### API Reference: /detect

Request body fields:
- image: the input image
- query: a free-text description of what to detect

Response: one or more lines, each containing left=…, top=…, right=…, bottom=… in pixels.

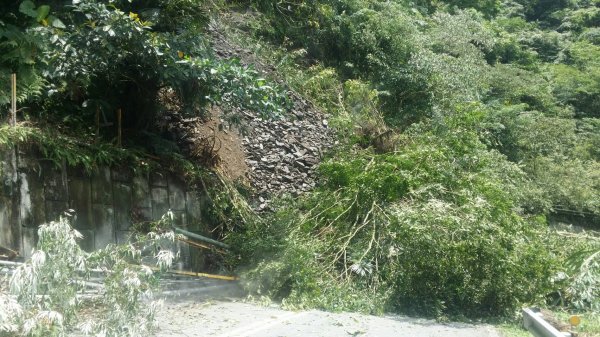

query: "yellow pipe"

left=167, top=269, right=239, bottom=281
left=177, top=237, right=226, bottom=254
left=147, top=265, right=239, bottom=281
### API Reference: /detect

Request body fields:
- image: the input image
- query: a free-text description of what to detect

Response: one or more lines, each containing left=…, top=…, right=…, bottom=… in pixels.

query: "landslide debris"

left=209, top=24, right=335, bottom=209
left=159, top=19, right=335, bottom=211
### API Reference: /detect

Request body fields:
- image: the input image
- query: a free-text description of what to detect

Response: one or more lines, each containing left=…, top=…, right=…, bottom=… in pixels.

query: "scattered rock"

left=159, top=22, right=335, bottom=213
left=209, top=24, right=335, bottom=210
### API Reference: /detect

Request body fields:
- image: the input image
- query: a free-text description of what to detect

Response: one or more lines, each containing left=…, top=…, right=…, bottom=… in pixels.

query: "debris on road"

left=155, top=300, right=503, bottom=337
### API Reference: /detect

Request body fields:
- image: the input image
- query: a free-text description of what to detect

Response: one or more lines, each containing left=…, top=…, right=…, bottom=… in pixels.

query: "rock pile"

left=240, top=94, right=334, bottom=208
left=209, top=24, right=335, bottom=210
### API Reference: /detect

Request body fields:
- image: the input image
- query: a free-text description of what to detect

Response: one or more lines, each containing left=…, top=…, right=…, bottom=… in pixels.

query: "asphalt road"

left=154, top=300, right=502, bottom=337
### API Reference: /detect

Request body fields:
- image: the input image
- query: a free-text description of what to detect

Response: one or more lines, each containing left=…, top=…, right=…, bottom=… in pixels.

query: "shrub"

left=235, top=114, right=559, bottom=317
left=387, top=199, right=555, bottom=317
left=0, top=215, right=177, bottom=337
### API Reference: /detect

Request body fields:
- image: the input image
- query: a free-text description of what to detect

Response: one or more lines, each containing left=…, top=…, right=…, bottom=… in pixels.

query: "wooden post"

left=117, top=108, right=122, bottom=147
left=95, top=106, right=100, bottom=143
left=10, top=73, right=17, bottom=126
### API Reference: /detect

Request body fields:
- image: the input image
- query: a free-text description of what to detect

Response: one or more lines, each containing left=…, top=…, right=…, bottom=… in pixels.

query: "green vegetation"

left=226, top=0, right=600, bottom=319
left=0, top=124, right=154, bottom=172
left=0, top=215, right=177, bottom=337
left=0, top=0, right=289, bottom=168
left=242, top=0, right=600, bottom=219
left=1, top=0, right=599, bottom=327
left=556, top=310, right=600, bottom=337
left=497, top=323, right=530, bottom=337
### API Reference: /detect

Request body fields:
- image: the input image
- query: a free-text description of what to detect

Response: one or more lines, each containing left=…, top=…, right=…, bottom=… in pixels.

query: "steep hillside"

left=157, top=24, right=335, bottom=211
left=0, top=1, right=599, bottom=332
left=222, top=0, right=600, bottom=320
left=211, top=23, right=335, bottom=206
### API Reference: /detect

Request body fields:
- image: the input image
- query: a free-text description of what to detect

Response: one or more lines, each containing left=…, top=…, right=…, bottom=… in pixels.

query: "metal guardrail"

left=174, top=226, right=231, bottom=249
left=523, top=308, right=572, bottom=337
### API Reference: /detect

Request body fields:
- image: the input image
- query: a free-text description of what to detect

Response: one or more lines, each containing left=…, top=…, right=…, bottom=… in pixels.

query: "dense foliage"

left=228, top=0, right=600, bottom=318
left=235, top=112, right=560, bottom=317
left=243, top=0, right=600, bottom=220
left=1, top=0, right=288, bottom=150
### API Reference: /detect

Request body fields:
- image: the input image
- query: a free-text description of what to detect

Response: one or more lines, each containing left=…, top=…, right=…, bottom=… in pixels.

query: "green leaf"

left=19, top=1, right=37, bottom=18
left=36, top=5, right=50, bottom=22
left=50, top=16, right=66, bottom=29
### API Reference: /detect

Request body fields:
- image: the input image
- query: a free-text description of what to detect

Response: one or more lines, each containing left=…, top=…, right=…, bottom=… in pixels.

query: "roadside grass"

left=498, top=323, right=530, bottom=337
left=496, top=311, right=600, bottom=337
left=555, top=311, right=600, bottom=337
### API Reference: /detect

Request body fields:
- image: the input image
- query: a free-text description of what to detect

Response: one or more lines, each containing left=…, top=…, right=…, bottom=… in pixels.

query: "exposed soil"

left=208, top=16, right=335, bottom=210
left=192, top=106, right=249, bottom=182
left=160, top=12, right=335, bottom=211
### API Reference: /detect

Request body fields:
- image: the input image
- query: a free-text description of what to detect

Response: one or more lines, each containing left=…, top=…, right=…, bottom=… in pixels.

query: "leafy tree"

left=439, top=0, right=501, bottom=17
left=512, top=0, right=571, bottom=23
left=551, top=63, right=600, bottom=118
left=0, top=0, right=62, bottom=106
left=1, top=0, right=289, bottom=132
left=0, top=216, right=178, bottom=337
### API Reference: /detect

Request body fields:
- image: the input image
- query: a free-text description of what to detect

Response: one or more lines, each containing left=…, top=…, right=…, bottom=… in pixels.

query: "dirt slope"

left=209, top=21, right=335, bottom=209
left=159, top=12, right=334, bottom=211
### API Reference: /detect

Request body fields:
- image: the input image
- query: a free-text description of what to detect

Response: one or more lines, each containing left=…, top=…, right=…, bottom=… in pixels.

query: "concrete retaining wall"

left=0, top=148, right=209, bottom=269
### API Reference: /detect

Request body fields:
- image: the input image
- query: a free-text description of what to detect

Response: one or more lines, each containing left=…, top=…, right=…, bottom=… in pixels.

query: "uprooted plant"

left=232, top=110, right=599, bottom=318
left=0, top=214, right=178, bottom=337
